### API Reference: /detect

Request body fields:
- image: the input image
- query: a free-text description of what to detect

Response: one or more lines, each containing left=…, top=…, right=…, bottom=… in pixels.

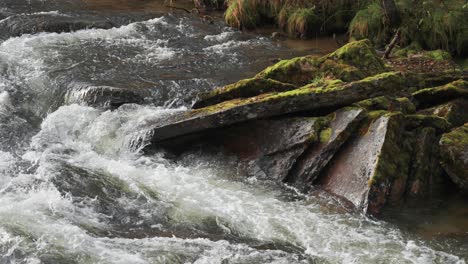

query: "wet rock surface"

left=143, top=39, right=468, bottom=216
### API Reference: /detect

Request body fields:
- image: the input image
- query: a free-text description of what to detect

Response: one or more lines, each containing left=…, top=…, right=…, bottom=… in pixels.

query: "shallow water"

left=0, top=1, right=466, bottom=263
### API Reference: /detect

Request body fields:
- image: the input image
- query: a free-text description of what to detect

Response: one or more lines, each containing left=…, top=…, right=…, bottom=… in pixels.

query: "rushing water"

left=0, top=2, right=466, bottom=263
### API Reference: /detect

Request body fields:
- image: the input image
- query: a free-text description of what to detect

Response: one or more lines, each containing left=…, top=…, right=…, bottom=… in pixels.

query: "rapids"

left=0, top=3, right=466, bottom=264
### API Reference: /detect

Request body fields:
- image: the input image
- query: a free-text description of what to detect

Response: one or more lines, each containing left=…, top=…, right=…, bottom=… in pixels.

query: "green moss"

left=440, top=124, right=468, bottom=146
left=319, top=127, right=332, bottom=143
left=404, top=114, right=451, bottom=133
left=256, top=40, right=386, bottom=86
left=425, top=50, right=452, bottom=61
left=193, top=78, right=297, bottom=108
left=367, top=114, right=412, bottom=189
left=326, top=39, right=387, bottom=76
left=412, top=79, right=468, bottom=108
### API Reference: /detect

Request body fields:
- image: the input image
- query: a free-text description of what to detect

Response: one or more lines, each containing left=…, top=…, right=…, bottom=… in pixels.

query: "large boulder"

left=316, top=113, right=411, bottom=216
left=439, top=124, right=468, bottom=192
left=146, top=72, right=405, bottom=147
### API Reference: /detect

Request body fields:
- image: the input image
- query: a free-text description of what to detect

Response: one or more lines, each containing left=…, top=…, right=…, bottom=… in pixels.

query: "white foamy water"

left=0, top=9, right=465, bottom=264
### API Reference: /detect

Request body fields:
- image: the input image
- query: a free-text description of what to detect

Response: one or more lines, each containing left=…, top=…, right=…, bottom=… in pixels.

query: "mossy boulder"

left=145, top=72, right=405, bottom=145
left=439, top=124, right=468, bottom=192
left=404, top=114, right=451, bottom=134
left=418, top=99, right=468, bottom=128
left=317, top=113, right=411, bottom=216
left=412, top=80, right=468, bottom=109
left=256, top=39, right=387, bottom=85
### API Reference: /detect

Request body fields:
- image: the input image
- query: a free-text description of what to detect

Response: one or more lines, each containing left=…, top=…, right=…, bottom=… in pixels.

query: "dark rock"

left=146, top=72, right=406, bottom=146
left=65, top=83, right=145, bottom=109
left=404, top=114, right=451, bottom=134
left=0, top=13, right=116, bottom=39
left=317, top=113, right=411, bottom=216
left=418, top=99, right=468, bottom=128
left=406, top=127, right=446, bottom=199
left=354, top=96, right=416, bottom=114
left=412, top=80, right=468, bottom=109
left=285, top=108, right=366, bottom=189
left=212, top=117, right=322, bottom=180
left=439, top=124, right=468, bottom=192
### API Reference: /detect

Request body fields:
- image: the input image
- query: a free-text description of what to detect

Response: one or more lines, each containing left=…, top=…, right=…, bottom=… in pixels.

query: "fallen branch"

left=383, top=28, right=401, bottom=59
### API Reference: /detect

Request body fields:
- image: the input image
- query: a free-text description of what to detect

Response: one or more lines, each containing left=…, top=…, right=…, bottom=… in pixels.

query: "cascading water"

left=0, top=4, right=466, bottom=263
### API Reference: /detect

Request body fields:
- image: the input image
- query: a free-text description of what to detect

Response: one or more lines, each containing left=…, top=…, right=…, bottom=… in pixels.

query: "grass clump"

left=225, top=0, right=361, bottom=37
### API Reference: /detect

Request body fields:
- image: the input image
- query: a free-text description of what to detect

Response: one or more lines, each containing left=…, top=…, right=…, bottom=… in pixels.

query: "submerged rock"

left=0, top=12, right=137, bottom=39
left=439, top=124, right=468, bottom=192
left=65, top=83, right=145, bottom=109
left=317, top=113, right=411, bottom=215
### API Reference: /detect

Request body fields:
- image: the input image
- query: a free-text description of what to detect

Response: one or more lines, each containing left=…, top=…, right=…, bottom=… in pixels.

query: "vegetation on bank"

left=194, top=0, right=468, bottom=58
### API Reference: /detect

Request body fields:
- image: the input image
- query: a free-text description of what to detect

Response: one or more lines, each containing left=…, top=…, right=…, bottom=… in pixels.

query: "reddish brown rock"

left=317, top=113, right=411, bottom=215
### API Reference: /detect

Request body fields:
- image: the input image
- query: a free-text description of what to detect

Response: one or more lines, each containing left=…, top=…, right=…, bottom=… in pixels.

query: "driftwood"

left=383, top=28, right=401, bottom=59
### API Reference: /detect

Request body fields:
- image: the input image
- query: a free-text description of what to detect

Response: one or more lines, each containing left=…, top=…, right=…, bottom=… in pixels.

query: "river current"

left=0, top=2, right=466, bottom=263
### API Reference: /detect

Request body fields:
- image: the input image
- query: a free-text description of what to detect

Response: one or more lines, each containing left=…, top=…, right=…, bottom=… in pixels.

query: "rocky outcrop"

left=0, top=13, right=117, bottom=39
left=140, top=40, right=467, bottom=216
left=439, top=124, right=468, bottom=192
left=65, top=83, right=145, bottom=109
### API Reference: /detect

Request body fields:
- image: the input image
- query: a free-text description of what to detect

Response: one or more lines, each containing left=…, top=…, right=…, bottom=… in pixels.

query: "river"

left=0, top=1, right=466, bottom=263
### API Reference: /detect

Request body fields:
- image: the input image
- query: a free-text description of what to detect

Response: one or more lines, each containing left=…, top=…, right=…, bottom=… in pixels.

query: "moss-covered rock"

left=404, top=114, right=451, bottom=134
left=406, top=127, right=445, bottom=200
left=412, top=80, right=468, bottom=109
left=256, top=39, right=387, bottom=85
left=439, top=124, right=468, bottom=192
left=149, top=72, right=404, bottom=144
left=317, top=113, right=411, bottom=215
left=418, top=99, right=468, bottom=128
left=193, top=78, right=297, bottom=109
